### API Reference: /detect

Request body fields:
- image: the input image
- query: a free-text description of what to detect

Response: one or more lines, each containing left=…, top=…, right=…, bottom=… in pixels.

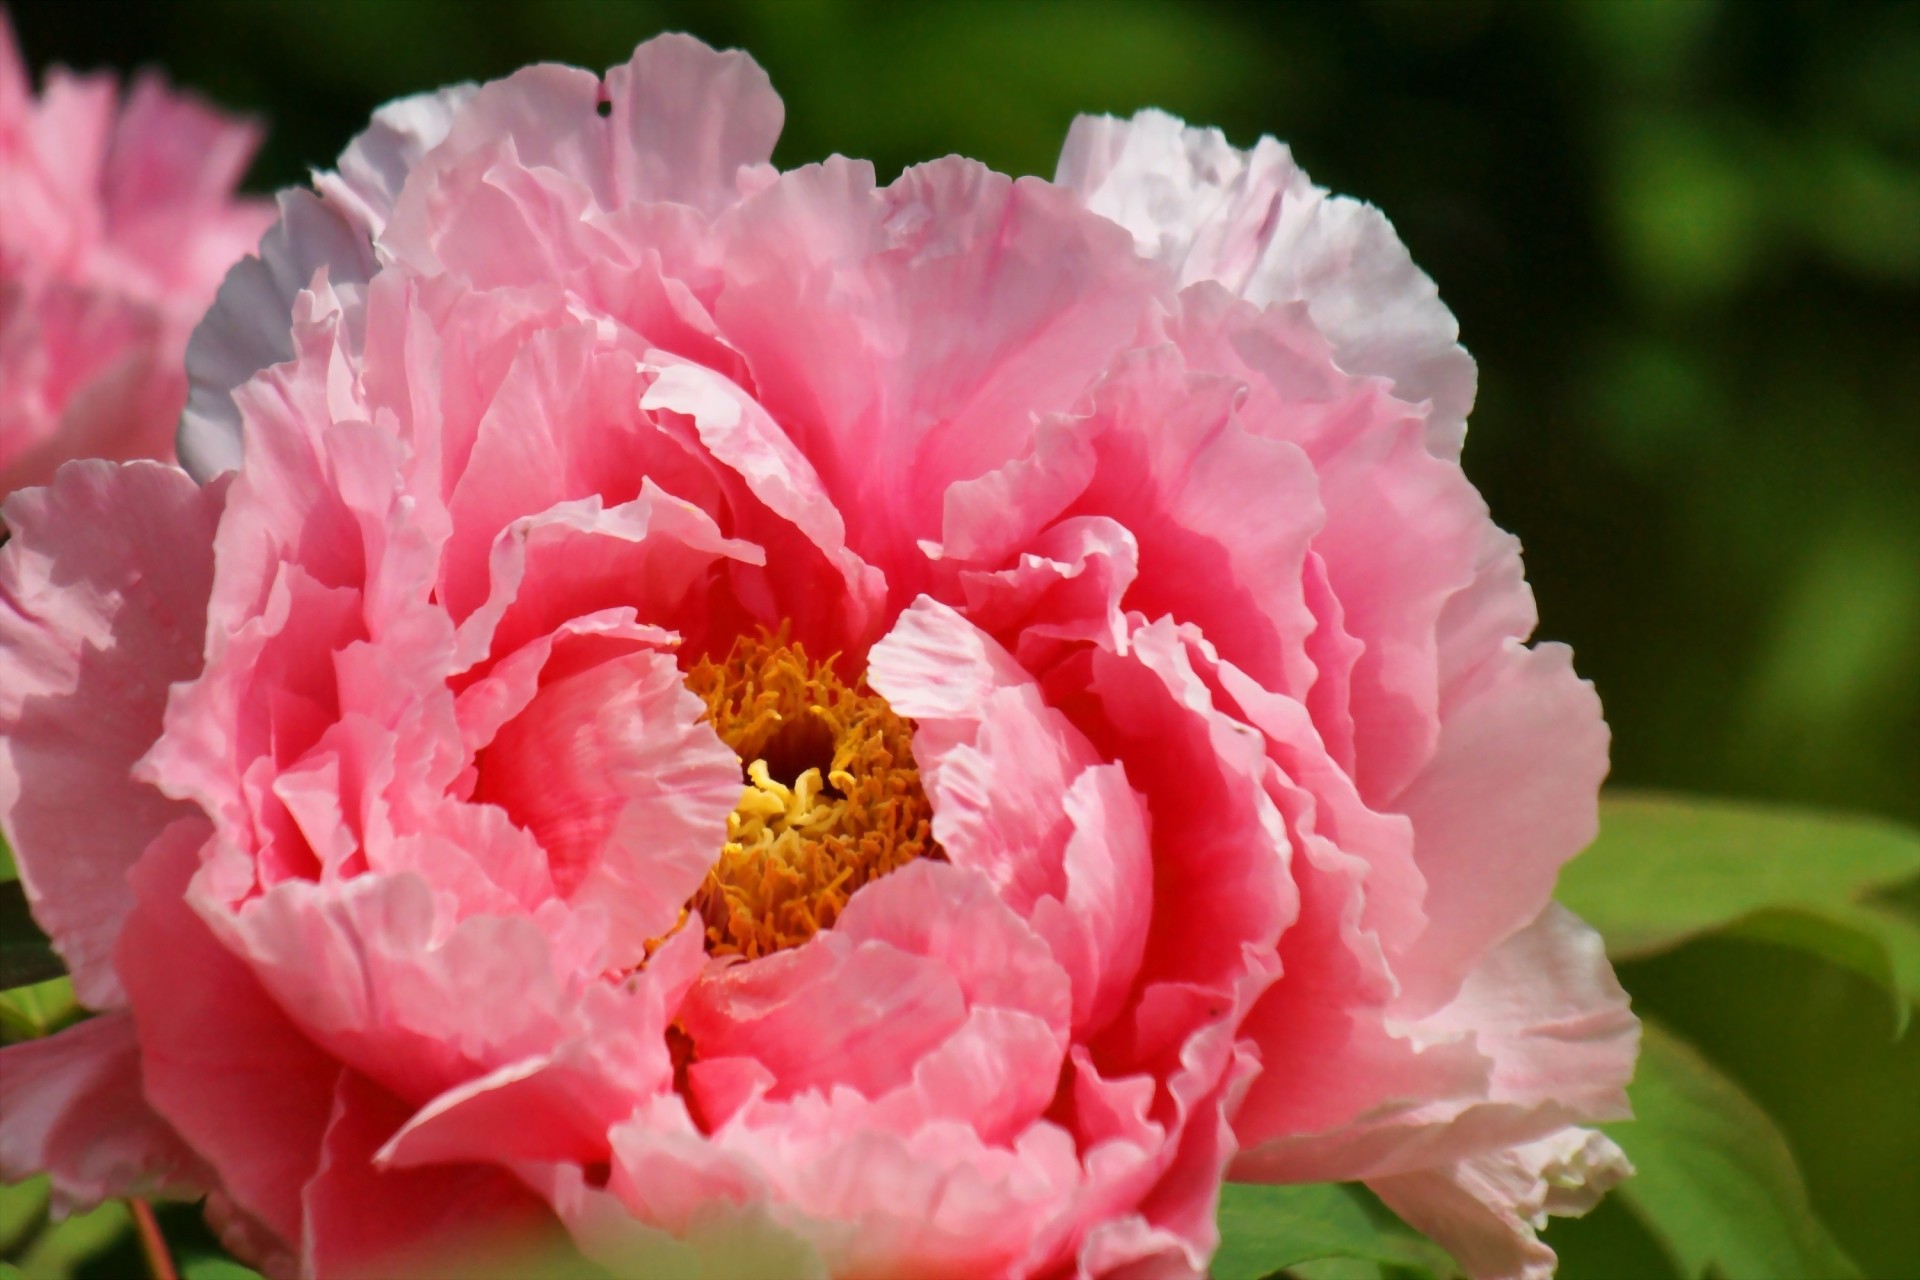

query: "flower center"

left=681, top=631, right=937, bottom=959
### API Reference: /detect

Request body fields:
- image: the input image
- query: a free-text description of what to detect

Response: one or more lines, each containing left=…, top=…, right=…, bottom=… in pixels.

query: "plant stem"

left=131, top=1200, right=177, bottom=1280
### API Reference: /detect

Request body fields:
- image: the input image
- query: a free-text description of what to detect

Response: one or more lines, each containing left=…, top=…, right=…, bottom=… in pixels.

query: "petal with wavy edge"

left=119, top=821, right=342, bottom=1249
left=1057, top=108, right=1476, bottom=459
left=0, top=1011, right=208, bottom=1212
left=301, top=1070, right=551, bottom=1280
left=1369, top=1128, right=1633, bottom=1280
left=476, top=646, right=741, bottom=965
left=0, top=461, right=225, bottom=1007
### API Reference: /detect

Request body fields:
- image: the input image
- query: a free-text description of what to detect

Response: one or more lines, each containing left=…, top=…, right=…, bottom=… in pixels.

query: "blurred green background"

left=9, top=1, right=1918, bottom=1277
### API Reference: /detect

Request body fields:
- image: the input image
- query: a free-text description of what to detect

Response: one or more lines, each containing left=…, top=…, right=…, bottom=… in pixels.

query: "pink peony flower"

left=0, top=14, right=274, bottom=498
left=0, top=35, right=1637, bottom=1280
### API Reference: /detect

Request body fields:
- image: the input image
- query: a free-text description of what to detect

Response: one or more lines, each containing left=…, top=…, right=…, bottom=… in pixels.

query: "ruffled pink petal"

left=681, top=932, right=968, bottom=1107
left=376, top=932, right=699, bottom=1171
left=0, top=1011, right=208, bottom=1212
left=869, top=597, right=1100, bottom=915
left=118, top=820, right=342, bottom=1251
left=1389, top=627, right=1610, bottom=1014
left=639, top=358, right=888, bottom=650
left=314, top=85, right=476, bottom=240
left=475, top=646, right=741, bottom=964
left=301, top=1070, right=552, bottom=1280
left=437, top=326, right=734, bottom=629
left=1369, top=1128, right=1633, bottom=1280
left=0, top=461, right=225, bottom=1007
left=713, top=155, right=1168, bottom=591
left=199, top=868, right=591, bottom=1107
left=1164, top=286, right=1485, bottom=806
left=452, top=485, right=761, bottom=674
left=1236, top=904, right=1636, bottom=1183
left=1028, top=763, right=1153, bottom=1037
left=957, top=515, right=1139, bottom=665
left=1057, top=108, right=1476, bottom=460
left=603, top=33, right=783, bottom=215
left=180, top=190, right=375, bottom=479
left=1045, top=619, right=1293, bottom=1066
left=1068, top=344, right=1325, bottom=698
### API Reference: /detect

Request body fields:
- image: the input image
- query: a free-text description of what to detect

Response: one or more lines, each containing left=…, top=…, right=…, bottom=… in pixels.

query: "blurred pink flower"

left=0, top=35, right=1636, bottom=1280
left=0, top=14, right=273, bottom=497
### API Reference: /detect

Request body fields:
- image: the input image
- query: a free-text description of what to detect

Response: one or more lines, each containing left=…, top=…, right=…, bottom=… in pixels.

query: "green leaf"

left=10, top=1199, right=129, bottom=1280
left=1608, top=1019, right=1860, bottom=1280
left=0, top=883, right=64, bottom=992
left=180, top=1257, right=268, bottom=1280
left=0, top=829, right=15, bottom=882
left=0, top=979, right=79, bottom=1044
left=1557, top=791, right=1920, bottom=1026
left=0, top=1178, right=49, bottom=1256
left=1213, top=1182, right=1456, bottom=1280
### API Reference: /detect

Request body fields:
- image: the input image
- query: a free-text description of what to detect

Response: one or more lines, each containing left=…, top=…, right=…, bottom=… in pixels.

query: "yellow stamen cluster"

left=682, top=631, right=936, bottom=959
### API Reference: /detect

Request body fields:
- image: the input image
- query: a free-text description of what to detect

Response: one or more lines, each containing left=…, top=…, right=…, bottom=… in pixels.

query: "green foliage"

left=178, top=1258, right=264, bottom=1280
left=1605, top=1021, right=1860, bottom=1280
left=1212, top=1183, right=1456, bottom=1280
left=0, top=977, right=79, bottom=1044
left=1559, top=792, right=1920, bottom=1027
left=0, top=884, right=63, bottom=992
left=3, top=1199, right=129, bottom=1280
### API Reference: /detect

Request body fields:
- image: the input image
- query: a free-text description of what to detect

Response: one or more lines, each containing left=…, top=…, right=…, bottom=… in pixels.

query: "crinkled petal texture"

left=0, top=36, right=1631, bottom=1280
left=0, top=15, right=273, bottom=495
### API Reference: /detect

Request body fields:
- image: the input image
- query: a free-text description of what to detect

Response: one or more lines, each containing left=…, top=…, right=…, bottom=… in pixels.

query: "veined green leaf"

left=1213, top=1181, right=1456, bottom=1280
left=1557, top=791, right=1920, bottom=1027
left=1608, top=1019, right=1859, bottom=1280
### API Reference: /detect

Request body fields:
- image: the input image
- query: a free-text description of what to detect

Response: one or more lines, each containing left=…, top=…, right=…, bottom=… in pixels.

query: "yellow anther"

left=681, top=629, right=938, bottom=959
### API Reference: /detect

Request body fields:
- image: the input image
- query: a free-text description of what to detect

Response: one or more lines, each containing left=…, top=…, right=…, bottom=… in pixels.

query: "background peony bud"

left=0, top=13, right=273, bottom=499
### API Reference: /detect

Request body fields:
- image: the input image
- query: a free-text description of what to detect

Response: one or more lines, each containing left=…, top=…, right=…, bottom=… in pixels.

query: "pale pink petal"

left=300, top=1071, right=552, bottom=1280
left=375, top=956, right=691, bottom=1171
left=118, top=821, right=342, bottom=1250
left=200, top=869, right=585, bottom=1106
left=475, top=647, right=741, bottom=964
left=1236, top=905, right=1636, bottom=1183
left=868, top=597, right=1100, bottom=914
left=1164, top=287, right=1485, bottom=805
left=1389, top=633, right=1609, bottom=1013
left=681, top=935, right=968, bottom=1106
left=0, top=284, right=170, bottom=496
left=640, top=357, right=888, bottom=649
left=1370, top=1129, right=1633, bottom=1280
left=313, top=85, right=477, bottom=239
left=1028, top=762, right=1154, bottom=1037
left=603, top=33, right=783, bottom=214
left=180, top=191, right=374, bottom=479
left=1068, top=344, right=1325, bottom=698
left=101, top=73, right=274, bottom=309
left=0, top=1011, right=208, bottom=1212
left=713, top=155, right=1168, bottom=590
left=957, top=515, right=1139, bottom=664
left=0, top=461, right=225, bottom=1007
left=1057, top=108, right=1476, bottom=459
left=452, top=487, right=761, bottom=676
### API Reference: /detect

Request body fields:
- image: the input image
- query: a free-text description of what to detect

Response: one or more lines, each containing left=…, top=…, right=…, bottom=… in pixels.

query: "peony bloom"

left=0, top=14, right=274, bottom=498
left=0, top=35, right=1637, bottom=1280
